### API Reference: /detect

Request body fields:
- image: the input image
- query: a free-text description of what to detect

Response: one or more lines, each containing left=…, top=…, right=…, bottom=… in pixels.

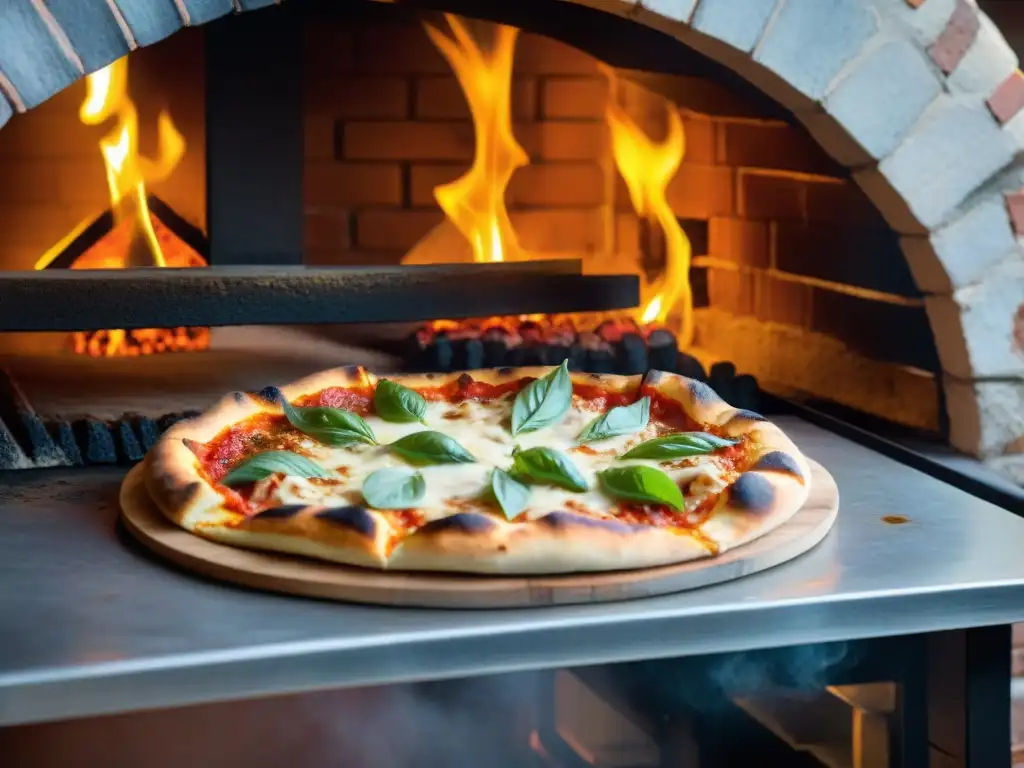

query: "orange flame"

left=604, top=70, right=692, bottom=345
left=33, top=56, right=208, bottom=357
left=422, top=15, right=527, bottom=263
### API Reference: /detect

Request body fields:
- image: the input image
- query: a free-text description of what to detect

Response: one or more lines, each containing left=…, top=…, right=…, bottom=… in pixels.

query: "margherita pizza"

left=141, top=365, right=811, bottom=574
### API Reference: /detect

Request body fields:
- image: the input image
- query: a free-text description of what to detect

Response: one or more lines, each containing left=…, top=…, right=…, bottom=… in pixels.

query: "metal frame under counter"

left=1, top=417, right=1023, bottom=765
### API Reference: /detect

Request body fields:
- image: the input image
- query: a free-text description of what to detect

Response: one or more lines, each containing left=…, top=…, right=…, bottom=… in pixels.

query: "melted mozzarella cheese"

left=258, top=394, right=732, bottom=523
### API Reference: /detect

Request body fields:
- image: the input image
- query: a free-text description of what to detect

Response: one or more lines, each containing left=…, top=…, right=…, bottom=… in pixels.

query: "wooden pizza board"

left=120, top=461, right=839, bottom=609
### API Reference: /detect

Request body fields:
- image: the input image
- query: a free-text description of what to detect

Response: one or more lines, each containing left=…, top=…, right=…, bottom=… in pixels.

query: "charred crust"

left=181, top=438, right=203, bottom=456
left=252, top=504, right=306, bottom=520
left=232, top=391, right=250, bottom=405
left=416, top=512, right=499, bottom=535
left=336, top=365, right=363, bottom=380
left=456, top=373, right=474, bottom=389
left=752, top=451, right=804, bottom=481
left=728, top=472, right=776, bottom=513
left=496, top=367, right=514, bottom=376
left=730, top=409, right=765, bottom=423
left=688, top=380, right=721, bottom=406
left=538, top=511, right=633, bottom=533
left=315, top=505, right=377, bottom=537
left=424, top=372, right=437, bottom=380
left=255, top=386, right=283, bottom=404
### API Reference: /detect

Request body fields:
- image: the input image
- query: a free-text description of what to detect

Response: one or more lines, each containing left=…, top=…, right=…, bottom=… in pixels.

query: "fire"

left=422, top=15, right=527, bottom=263
left=603, top=68, right=692, bottom=346
left=34, top=56, right=210, bottom=357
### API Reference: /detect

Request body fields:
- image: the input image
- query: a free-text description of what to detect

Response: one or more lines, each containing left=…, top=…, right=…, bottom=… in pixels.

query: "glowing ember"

left=421, top=15, right=527, bottom=263
left=34, top=56, right=210, bottom=357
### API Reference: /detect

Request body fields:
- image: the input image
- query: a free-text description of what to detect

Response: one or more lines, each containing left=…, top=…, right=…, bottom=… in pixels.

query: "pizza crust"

left=143, top=366, right=813, bottom=575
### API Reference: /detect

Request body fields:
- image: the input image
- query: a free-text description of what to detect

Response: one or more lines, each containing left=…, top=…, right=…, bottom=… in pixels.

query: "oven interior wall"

left=302, top=7, right=941, bottom=432
left=0, top=5, right=942, bottom=435
left=0, top=28, right=206, bottom=273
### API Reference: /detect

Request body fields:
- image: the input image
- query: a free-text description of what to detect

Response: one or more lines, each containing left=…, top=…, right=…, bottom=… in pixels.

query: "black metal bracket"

left=205, top=3, right=303, bottom=265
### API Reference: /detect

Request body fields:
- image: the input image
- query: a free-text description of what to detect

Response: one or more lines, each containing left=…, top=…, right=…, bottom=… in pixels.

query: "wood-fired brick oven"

left=0, top=2, right=1024, bottom=766
left=0, top=0, right=1020, bottom=494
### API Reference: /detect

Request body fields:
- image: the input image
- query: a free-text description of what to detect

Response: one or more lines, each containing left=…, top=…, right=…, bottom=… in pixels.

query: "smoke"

left=708, top=641, right=854, bottom=697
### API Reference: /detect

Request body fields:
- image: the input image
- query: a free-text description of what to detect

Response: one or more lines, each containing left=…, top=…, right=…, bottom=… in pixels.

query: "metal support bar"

left=205, top=4, right=303, bottom=265
left=927, top=626, right=1012, bottom=768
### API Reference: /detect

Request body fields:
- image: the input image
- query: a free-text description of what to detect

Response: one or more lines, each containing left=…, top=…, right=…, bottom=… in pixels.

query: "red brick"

left=409, top=164, right=463, bottom=206
left=720, top=120, right=839, bottom=175
left=304, top=163, right=403, bottom=206
left=738, top=171, right=805, bottom=220
left=516, top=121, right=607, bottom=161
left=511, top=209, right=606, bottom=254
left=928, top=0, right=980, bottom=74
left=305, top=76, right=409, bottom=119
left=542, top=77, right=607, bottom=119
left=1006, top=189, right=1024, bottom=236
left=509, top=164, right=606, bottom=206
left=342, top=121, right=473, bottom=161
left=304, top=24, right=354, bottom=73
left=708, top=218, right=769, bottom=268
left=0, top=159, right=60, bottom=202
left=755, top=274, right=812, bottom=327
left=515, top=33, right=599, bottom=74
left=304, top=210, right=351, bottom=251
left=666, top=165, right=735, bottom=218
left=0, top=203, right=96, bottom=249
left=707, top=267, right=756, bottom=316
left=304, top=115, right=337, bottom=161
left=355, top=209, right=443, bottom=251
left=805, top=179, right=883, bottom=225
left=988, top=70, right=1024, bottom=124
left=355, top=23, right=449, bottom=74
left=681, top=114, right=716, bottom=165
left=415, top=76, right=536, bottom=120
left=410, top=163, right=605, bottom=207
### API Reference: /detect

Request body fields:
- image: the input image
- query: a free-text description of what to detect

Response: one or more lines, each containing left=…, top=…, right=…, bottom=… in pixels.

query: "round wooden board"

left=120, top=460, right=838, bottom=609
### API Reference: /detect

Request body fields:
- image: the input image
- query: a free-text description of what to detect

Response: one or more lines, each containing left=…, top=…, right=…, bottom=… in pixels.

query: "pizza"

left=141, top=364, right=812, bottom=574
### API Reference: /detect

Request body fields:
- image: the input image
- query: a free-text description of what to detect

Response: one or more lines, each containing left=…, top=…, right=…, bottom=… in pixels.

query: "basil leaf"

left=491, top=468, right=530, bottom=520
left=389, top=430, right=476, bottom=465
left=577, top=396, right=650, bottom=444
left=510, top=360, right=572, bottom=436
left=374, top=379, right=427, bottom=424
left=281, top=399, right=377, bottom=447
left=598, top=466, right=684, bottom=511
left=362, top=468, right=426, bottom=510
left=512, top=447, right=588, bottom=492
left=221, top=450, right=331, bottom=487
left=619, top=432, right=737, bottom=460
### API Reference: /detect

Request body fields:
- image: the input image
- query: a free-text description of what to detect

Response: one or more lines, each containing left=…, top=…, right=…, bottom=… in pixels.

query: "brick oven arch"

left=0, top=0, right=1021, bottom=461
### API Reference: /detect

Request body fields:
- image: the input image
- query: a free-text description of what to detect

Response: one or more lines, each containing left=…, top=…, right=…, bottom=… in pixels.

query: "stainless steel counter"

left=2, top=417, right=1024, bottom=726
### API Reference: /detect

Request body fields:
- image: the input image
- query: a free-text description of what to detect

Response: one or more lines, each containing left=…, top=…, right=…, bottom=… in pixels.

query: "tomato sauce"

left=638, top=386, right=703, bottom=431
left=296, top=386, right=373, bottom=414
left=570, top=383, right=635, bottom=411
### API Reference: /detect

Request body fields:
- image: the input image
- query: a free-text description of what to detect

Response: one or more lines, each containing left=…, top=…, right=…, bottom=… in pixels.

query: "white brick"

left=947, top=377, right=1024, bottom=458
left=802, top=111, right=874, bottom=167
left=753, top=0, right=879, bottom=101
left=868, top=0, right=957, bottom=47
left=901, top=194, right=1019, bottom=292
left=926, top=253, right=1024, bottom=379
left=691, top=0, right=778, bottom=53
left=987, top=454, right=1024, bottom=487
left=824, top=39, right=942, bottom=161
left=640, top=0, right=698, bottom=22
left=875, top=98, right=1014, bottom=229
left=946, top=13, right=1018, bottom=96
